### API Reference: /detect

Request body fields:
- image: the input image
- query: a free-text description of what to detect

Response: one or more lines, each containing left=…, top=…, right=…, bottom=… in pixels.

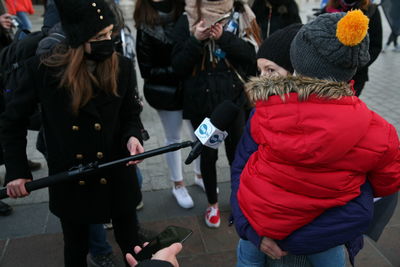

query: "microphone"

left=185, top=100, right=240, bottom=164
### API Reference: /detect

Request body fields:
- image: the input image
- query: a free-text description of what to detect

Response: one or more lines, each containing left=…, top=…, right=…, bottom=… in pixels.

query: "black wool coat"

left=0, top=55, right=143, bottom=223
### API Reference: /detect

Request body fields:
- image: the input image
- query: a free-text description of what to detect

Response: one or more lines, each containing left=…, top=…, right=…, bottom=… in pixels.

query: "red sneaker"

left=205, top=206, right=220, bottom=228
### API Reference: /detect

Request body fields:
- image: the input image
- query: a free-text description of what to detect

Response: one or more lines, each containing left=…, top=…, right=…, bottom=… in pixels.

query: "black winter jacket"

left=0, top=55, right=143, bottom=223
left=136, top=13, right=181, bottom=110
left=171, top=14, right=256, bottom=120
left=252, top=0, right=302, bottom=40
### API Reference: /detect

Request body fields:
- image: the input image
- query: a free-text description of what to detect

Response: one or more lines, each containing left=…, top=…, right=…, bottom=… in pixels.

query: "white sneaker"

left=205, top=206, right=221, bottom=228
left=172, top=185, right=194, bottom=209
left=194, top=176, right=219, bottom=194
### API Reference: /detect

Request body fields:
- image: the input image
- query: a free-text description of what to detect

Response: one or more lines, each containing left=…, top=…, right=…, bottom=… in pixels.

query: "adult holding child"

left=232, top=10, right=400, bottom=267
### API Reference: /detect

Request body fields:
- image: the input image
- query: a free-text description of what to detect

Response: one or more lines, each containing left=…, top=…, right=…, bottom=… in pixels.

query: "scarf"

left=185, top=0, right=233, bottom=32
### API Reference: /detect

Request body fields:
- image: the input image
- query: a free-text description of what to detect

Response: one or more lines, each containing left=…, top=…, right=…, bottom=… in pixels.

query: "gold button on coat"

left=94, top=123, right=101, bottom=131
left=100, top=178, right=107, bottom=184
left=72, top=125, right=79, bottom=131
left=97, top=152, right=104, bottom=159
left=76, top=154, right=83, bottom=159
left=78, top=180, right=85, bottom=185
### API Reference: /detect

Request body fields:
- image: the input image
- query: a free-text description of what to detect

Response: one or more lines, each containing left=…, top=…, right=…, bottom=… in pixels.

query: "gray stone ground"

left=0, top=1, right=399, bottom=266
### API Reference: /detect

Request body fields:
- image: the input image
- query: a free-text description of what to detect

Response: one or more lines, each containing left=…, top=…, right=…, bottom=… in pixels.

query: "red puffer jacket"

left=238, top=76, right=400, bottom=240
left=5, top=0, right=34, bottom=15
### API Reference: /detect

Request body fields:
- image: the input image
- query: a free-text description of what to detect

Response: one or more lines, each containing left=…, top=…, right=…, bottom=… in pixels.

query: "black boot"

left=0, top=201, right=12, bottom=216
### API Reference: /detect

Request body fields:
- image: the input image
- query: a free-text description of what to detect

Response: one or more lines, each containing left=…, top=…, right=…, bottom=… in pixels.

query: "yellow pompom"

left=336, top=10, right=369, bottom=47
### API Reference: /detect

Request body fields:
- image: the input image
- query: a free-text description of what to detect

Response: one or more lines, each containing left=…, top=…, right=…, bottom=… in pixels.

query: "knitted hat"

left=54, top=0, right=115, bottom=48
left=290, top=10, right=370, bottom=82
left=256, top=23, right=302, bottom=73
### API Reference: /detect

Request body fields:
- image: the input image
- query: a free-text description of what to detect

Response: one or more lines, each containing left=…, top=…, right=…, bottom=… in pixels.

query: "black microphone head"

left=210, top=100, right=240, bottom=131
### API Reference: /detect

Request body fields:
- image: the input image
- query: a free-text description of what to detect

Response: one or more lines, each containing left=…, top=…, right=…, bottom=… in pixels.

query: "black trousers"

left=60, top=213, right=139, bottom=267
left=191, top=109, right=245, bottom=204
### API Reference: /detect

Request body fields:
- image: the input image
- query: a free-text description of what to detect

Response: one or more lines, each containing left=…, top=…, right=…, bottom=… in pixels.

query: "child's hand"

left=260, top=237, right=288, bottom=260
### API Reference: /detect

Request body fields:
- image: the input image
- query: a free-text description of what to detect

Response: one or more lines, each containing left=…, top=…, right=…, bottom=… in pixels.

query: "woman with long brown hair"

left=0, top=0, right=144, bottom=266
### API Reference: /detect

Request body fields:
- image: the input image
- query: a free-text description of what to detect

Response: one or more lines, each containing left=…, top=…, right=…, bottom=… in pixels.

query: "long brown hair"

left=133, top=0, right=183, bottom=28
left=327, top=0, right=370, bottom=12
left=42, top=44, right=119, bottom=115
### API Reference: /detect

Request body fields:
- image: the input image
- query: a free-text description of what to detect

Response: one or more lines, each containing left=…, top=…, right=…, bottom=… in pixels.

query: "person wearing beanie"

left=0, top=0, right=145, bottom=266
left=256, top=23, right=302, bottom=77
left=231, top=10, right=400, bottom=267
left=322, top=0, right=383, bottom=96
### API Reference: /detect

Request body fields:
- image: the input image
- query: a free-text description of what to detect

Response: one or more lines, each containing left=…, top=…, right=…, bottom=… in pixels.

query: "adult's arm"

left=136, top=29, right=178, bottom=83
left=171, top=14, right=203, bottom=77
left=0, top=56, right=39, bottom=185
left=230, top=109, right=261, bottom=248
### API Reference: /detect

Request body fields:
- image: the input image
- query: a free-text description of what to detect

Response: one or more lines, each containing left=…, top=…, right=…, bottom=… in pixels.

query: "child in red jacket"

left=236, top=9, right=400, bottom=267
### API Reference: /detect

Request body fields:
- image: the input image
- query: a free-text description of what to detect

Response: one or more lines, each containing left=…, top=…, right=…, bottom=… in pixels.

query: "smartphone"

left=208, top=13, right=231, bottom=28
left=135, top=225, right=193, bottom=261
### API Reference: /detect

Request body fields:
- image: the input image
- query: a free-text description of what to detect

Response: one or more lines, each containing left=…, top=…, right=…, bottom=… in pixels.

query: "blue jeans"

left=236, top=239, right=345, bottom=267
left=89, top=224, right=112, bottom=256
left=16, top=12, right=32, bottom=31
left=136, top=166, right=143, bottom=188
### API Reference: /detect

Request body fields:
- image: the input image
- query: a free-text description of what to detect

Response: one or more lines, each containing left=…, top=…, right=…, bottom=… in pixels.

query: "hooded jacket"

left=237, top=75, right=400, bottom=240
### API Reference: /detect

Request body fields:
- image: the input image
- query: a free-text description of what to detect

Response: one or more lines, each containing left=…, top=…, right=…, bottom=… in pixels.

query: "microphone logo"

left=198, top=123, right=212, bottom=137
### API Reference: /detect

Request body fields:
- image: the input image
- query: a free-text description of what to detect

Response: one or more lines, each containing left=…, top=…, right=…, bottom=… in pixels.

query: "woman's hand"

left=210, top=23, right=223, bottom=40
left=7, top=178, right=31, bottom=198
left=126, top=243, right=182, bottom=267
left=260, top=237, right=288, bottom=260
left=126, top=136, right=144, bottom=166
left=194, top=20, right=210, bottom=41
left=0, top=14, right=12, bottom=30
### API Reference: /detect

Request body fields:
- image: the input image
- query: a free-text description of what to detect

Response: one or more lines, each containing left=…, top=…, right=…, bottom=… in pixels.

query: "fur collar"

left=245, top=75, right=354, bottom=105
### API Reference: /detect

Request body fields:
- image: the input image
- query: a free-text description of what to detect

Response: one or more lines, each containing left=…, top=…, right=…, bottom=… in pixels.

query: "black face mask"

left=85, top=39, right=114, bottom=62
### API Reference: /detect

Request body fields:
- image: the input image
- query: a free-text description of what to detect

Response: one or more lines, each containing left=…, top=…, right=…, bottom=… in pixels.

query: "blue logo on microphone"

left=199, top=124, right=212, bottom=137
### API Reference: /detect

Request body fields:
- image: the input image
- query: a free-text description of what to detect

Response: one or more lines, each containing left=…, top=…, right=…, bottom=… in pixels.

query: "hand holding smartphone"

left=134, top=225, right=193, bottom=261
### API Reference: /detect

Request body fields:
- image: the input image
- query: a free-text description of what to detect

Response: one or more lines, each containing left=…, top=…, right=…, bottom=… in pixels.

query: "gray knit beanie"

left=290, top=10, right=370, bottom=82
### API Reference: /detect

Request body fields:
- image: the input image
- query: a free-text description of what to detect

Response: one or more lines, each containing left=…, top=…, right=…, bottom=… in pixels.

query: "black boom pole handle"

left=0, top=141, right=193, bottom=200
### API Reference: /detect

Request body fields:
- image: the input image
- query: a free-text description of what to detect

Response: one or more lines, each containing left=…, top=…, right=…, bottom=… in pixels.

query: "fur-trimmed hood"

left=245, top=75, right=354, bottom=106
left=248, top=75, right=374, bottom=164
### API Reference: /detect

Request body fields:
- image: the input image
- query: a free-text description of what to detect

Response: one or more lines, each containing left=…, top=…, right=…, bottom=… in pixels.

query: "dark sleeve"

left=136, top=29, right=178, bottom=82
left=285, top=1, right=302, bottom=25
left=277, top=182, right=374, bottom=255
left=217, top=31, right=256, bottom=67
left=171, top=15, right=203, bottom=77
left=0, top=57, right=39, bottom=185
left=230, top=110, right=262, bottom=248
left=136, top=259, right=173, bottom=267
left=120, top=59, right=144, bottom=146
left=365, top=6, right=382, bottom=67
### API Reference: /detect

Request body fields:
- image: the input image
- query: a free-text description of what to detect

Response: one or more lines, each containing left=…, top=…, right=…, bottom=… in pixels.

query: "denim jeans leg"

left=236, top=239, right=266, bottom=267
left=306, top=245, right=345, bottom=267
left=16, top=12, right=32, bottom=31
left=88, top=224, right=113, bottom=256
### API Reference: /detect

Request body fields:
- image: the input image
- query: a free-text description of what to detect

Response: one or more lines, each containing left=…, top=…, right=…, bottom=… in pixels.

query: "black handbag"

left=143, top=83, right=183, bottom=111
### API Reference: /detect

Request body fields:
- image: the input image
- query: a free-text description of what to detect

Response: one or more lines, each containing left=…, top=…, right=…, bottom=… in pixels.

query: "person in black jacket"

left=251, top=0, right=301, bottom=40
left=0, top=0, right=144, bottom=266
left=171, top=0, right=260, bottom=228
left=323, top=0, right=382, bottom=96
left=134, top=0, right=201, bottom=210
